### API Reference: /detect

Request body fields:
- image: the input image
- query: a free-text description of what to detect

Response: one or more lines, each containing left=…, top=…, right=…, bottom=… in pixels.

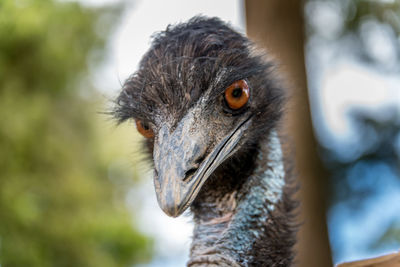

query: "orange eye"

left=224, top=80, right=250, bottom=110
left=135, top=120, right=154, bottom=138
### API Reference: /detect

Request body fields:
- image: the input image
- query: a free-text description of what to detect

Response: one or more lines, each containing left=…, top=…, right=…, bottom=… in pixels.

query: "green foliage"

left=0, top=1, right=152, bottom=266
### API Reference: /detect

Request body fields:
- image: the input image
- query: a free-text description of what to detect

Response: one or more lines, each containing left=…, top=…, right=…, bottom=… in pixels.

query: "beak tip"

left=155, top=192, right=185, bottom=217
left=160, top=203, right=183, bottom=218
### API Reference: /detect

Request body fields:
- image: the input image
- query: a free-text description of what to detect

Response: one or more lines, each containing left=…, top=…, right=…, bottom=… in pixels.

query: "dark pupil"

left=142, top=122, right=149, bottom=131
left=231, top=87, right=242, bottom=98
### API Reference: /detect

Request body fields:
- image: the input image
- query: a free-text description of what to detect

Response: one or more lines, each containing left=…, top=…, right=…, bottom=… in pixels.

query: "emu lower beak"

left=153, top=116, right=252, bottom=217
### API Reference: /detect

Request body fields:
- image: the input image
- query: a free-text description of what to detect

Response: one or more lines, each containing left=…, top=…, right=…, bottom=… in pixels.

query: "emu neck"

left=188, top=130, right=294, bottom=267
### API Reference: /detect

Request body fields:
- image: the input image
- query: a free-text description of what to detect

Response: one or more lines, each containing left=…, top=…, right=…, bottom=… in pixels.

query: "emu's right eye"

left=135, top=120, right=154, bottom=138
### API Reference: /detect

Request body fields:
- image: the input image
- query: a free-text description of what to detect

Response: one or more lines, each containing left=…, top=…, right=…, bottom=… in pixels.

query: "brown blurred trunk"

left=245, top=1, right=333, bottom=267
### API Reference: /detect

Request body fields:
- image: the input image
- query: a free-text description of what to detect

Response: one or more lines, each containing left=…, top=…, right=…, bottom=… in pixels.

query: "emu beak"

left=153, top=114, right=252, bottom=217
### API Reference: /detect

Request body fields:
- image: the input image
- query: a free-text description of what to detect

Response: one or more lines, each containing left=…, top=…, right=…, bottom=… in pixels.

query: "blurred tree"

left=0, top=1, right=152, bottom=266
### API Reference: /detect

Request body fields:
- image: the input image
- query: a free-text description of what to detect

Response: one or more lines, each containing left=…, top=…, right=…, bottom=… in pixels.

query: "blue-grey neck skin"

left=187, top=130, right=294, bottom=267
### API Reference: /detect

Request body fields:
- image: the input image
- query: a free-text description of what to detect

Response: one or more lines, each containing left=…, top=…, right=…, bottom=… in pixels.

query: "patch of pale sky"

left=320, top=62, right=400, bottom=141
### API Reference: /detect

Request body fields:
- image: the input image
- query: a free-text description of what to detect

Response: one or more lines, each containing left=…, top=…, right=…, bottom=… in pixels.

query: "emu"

left=114, top=16, right=297, bottom=266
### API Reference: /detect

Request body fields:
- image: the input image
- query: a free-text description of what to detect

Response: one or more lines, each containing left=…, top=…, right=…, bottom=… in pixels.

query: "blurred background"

left=0, top=0, right=399, bottom=266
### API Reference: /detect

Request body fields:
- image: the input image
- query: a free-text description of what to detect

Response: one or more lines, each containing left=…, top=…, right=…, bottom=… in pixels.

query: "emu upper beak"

left=153, top=114, right=252, bottom=217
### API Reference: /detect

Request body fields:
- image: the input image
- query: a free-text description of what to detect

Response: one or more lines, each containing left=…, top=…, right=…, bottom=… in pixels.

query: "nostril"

left=184, top=153, right=206, bottom=181
left=184, top=168, right=198, bottom=181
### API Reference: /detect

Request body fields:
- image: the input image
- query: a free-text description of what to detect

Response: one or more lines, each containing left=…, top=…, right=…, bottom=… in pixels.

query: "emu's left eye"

left=135, top=120, right=154, bottom=138
left=224, top=80, right=250, bottom=110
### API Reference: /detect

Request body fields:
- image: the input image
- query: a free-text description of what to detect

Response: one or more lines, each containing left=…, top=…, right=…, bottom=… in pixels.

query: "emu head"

left=114, top=17, right=284, bottom=217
